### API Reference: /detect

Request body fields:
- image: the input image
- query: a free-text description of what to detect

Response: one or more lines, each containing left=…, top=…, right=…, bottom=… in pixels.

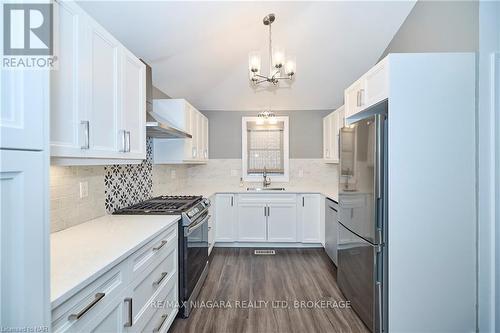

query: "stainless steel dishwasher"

left=325, top=198, right=338, bottom=265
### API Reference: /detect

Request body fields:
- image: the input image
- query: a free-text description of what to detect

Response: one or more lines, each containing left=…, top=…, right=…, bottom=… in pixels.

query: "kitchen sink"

left=247, top=187, right=286, bottom=191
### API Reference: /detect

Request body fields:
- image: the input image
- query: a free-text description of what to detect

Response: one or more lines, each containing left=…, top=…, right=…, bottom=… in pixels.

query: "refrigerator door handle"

left=376, top=281, right=383, bottom=333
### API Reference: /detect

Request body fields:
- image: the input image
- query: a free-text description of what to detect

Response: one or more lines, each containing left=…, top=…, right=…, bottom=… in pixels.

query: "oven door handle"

left=185, top=215, right=210, bottom=236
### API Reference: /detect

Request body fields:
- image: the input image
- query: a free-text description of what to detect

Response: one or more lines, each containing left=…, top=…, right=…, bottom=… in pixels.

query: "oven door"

left=183, top=212, right=209, bottom=301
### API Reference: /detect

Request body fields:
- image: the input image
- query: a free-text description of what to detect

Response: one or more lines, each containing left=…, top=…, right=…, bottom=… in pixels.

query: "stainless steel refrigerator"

left=337, top=112, right=387, bottom=333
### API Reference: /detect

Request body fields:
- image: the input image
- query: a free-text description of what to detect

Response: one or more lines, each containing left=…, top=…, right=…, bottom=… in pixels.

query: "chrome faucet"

left=263, top=167, right=271, bottom=188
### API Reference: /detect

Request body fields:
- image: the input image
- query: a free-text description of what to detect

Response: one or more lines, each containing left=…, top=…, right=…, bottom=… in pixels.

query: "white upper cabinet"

left=87, top=20, right=120, bottom=157
left=344, top=57, right=388, bottom=120
left=152, top=99, right=209, bottom=164
left=50, top=0, right=85, bottom=156
left=50, top=1, right=146, bottom=164
left=120, top=48, right=146, bottom=159
left=345, top=79, right=366, bottom=119
left=323, top=105, right=344, bottom=164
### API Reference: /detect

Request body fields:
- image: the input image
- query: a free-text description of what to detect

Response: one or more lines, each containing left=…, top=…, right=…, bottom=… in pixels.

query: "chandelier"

left=248, top=13, right=296, bottom=86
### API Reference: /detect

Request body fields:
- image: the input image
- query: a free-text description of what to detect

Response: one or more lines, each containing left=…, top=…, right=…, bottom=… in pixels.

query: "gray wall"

left=381, top=1, right=478, bottom=58
left=201, top=110, right=332, bottom=159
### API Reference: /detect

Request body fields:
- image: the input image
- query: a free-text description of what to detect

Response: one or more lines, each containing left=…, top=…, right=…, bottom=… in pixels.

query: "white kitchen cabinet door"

left=344, top=79, right=365, bottom=120
left=0, top=150, right=50, bottom=328
left=364, top=57, right=389, bottom=109
left=215, top=194, right=236, bottom=242
left=267, top=203, right=297, bottom=242
left=86, top=20, right=121, bottom=158
left=299, top=194, right=322, bottom=243
left=1, top=69, right=48, bottom=151
left=50, top=0, right=86, bottom=157
left=120, top=47, right=146, bottom=159
left=237, top=203, right=267, bottom=242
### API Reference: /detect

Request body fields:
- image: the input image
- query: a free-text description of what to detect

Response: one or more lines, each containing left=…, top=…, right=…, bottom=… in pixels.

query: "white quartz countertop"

left=51, top=214, right=180, bottom=308
left=169, top=186, right=338, bottom=202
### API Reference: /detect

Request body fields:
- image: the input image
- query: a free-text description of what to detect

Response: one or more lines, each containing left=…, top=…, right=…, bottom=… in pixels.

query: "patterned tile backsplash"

left=103, top=139, right=153, bottom=213
left=50, top=139, right=338, bottom=232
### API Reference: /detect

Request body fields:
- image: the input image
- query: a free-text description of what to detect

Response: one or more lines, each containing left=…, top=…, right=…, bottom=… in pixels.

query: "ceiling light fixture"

left=257, top=110, right=277, bottom=124
left=248, top=13, right=296, bottom=86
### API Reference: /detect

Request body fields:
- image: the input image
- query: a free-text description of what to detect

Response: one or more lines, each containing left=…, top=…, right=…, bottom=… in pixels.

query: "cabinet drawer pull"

left=124, top=298, right=133, bottom=327
left=152, top=272, right=168, bottom=287
left=68, top=292, right=105, bottom=320
left=153, top=240, right=168, bottom=251
left=153, top=313, right=168, bottom=333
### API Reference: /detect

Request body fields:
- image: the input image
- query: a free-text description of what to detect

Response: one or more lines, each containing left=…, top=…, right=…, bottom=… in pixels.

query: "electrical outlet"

left=170, top=169, right=176, bottom=179
left=298, top=169, right=304, bottom=178
left=230, top=169, right=237, bottom=177
left=79, top=181, right=88, bottom=198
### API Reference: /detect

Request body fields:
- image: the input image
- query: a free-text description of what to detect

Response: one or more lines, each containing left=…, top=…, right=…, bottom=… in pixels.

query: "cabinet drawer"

left=129, top=241, right=177, bottom=326
left=238, top=193, right=297, bottom=204
left=132, top=271, right=178, bottom=333
left=51, top=262, right=126, bottom=333
left=128, top=223, right=177, bottom=280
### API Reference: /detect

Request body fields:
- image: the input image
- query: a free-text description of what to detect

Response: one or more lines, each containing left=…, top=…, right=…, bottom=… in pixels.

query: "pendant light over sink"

left=248, top=13, right=296, bottom=86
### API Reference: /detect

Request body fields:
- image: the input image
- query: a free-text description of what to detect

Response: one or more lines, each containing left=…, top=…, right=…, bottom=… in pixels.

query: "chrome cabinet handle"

left=359, top=89, right=365, bottom=106
left=152, top=272, right=168, bottom=287
left=68, top=292, right=105, bottom=320
left=120, top=130, right=127, bottom=152
left=230, top=196, right=234, bottom=206
left=264, top=206, right=267, bottom=217
left=124, top=298, right=133, bottom=327
left=126, top=131, right=131, bottom=152
left=153, top=313, right=168, bottom=333
left=81, top=121, right=90, bottom=149
left=356, top=91, right=360, bottom=107
left=153, top=240, right=168, bottom=251
left=302, top=197, right=305, bottom=207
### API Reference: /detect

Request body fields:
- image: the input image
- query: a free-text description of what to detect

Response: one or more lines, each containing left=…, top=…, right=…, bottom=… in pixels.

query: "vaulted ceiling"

left=78, top=1, right=415, bottom=111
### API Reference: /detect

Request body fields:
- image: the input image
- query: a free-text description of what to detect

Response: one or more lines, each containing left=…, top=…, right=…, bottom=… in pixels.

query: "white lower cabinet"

left=267, top=203, right=297, bottom=242
left=51, top=225, right=178, bottom=333
left=237, top=203, right=267, bottom=242
left=214, top=193, right=325, bottom=246
left=299, top=194, right=322, bottom=243
left=215, top=194, right=236, bottom=242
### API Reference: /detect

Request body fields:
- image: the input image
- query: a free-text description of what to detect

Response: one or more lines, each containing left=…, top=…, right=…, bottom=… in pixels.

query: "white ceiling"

left=78, top=1, right=415, bottom=111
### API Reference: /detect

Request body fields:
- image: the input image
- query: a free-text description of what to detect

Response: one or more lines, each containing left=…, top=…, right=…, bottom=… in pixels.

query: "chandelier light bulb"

left=273, top=46, right=285, bottom=69
left=285, top=56, right=296, bottom=76
left=248, top=52, right=261, bottom=73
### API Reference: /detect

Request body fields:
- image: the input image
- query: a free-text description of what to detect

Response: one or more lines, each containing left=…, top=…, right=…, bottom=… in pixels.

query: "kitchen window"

left=242, top=116, right=289, bottom=182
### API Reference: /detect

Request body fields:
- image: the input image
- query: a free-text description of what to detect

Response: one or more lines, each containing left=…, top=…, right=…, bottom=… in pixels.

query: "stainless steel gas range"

left=114, top=195, right=210, bottom=318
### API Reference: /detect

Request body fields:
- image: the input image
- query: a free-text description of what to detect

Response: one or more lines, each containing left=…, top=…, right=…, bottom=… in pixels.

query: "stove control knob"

left=188, top=211, right=194, bottom=217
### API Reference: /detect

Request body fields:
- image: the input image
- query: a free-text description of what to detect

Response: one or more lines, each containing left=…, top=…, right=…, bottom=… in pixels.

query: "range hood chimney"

left=141, top=60, right=192, bottom=139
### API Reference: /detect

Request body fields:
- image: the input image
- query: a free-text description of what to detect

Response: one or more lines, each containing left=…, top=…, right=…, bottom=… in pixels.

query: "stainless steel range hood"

left=141, top=60, right=192, bottom=139
left=146, top=111, right=192, bottom=139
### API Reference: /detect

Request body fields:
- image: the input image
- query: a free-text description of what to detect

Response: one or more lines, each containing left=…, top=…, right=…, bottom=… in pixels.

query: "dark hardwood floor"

left=169, top=248, right=369, bottom=333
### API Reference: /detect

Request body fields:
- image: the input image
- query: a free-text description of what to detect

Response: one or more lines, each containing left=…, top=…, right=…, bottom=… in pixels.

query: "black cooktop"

left=113, top=195, right=202, bottom=215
